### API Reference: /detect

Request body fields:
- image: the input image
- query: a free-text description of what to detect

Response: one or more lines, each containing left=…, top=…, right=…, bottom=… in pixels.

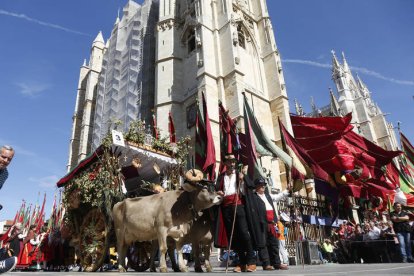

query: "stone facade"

left=68, top=0, right=291, bottom=188
left=154, top=0, right=291, bottom=187
left=67, top=32, right=105, bottom=171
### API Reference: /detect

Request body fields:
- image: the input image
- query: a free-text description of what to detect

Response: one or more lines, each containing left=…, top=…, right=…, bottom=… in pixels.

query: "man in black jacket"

left=253, top=177, right=289, bottom=270
left=215, top=154, right=258, bottom=272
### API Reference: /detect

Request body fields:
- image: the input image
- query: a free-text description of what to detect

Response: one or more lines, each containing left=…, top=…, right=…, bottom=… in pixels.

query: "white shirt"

left=258, top=193, right=274, bottom=211
left=257, top=191, right=289, bottom=211
left=223, top=171, right=244, bottom=196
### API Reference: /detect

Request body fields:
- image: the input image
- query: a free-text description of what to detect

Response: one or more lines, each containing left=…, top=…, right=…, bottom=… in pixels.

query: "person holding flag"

left=215, top=154, right=257, bottom=273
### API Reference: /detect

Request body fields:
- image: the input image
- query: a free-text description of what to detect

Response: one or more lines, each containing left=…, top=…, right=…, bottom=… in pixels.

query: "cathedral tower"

left=154, top=0, right=291, bottom=185
left=331, top=51, right=398, bottom=150
left=67, top=32, right=105, bottom=171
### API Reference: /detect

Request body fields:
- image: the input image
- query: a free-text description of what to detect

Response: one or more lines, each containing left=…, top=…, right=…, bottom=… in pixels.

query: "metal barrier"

left=274, top=195, right=328, bottom=261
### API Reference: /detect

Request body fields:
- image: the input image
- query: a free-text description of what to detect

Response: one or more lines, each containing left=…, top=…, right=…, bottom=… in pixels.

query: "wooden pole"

left=278, top=116, right=305, bottom=268
left=225, top=167, right=242, bottom=273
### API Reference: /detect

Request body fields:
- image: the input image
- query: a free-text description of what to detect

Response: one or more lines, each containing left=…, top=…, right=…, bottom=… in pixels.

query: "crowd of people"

left=319, top=203, right=413, bottom=264
left=1, top=147, right=414, bottom=273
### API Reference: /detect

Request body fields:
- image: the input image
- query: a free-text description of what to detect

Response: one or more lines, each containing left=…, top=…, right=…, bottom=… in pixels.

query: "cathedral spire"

left=341, top=51, right=350, bottom=73
left=329, top=87, right=340, bottom=116
left=356, top=74, right=366, bottom=89
left=93, top=31, right=105, bottom=47
left=310, top=96, right=317, bottom=113
left=331, top=50, right=341, bottom=77
left=114, top=8, right=120, bottom=25
left=294, top=99, right=304, bottom=116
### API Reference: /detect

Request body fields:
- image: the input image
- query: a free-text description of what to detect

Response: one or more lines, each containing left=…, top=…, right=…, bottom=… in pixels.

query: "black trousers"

left=222, top=205, right=256, bottom=265
left=258, top=229, right=281, bottom=267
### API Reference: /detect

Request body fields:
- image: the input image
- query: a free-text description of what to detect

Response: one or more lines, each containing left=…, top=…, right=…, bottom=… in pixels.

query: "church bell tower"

left=155, top=0, right=291, bottom=186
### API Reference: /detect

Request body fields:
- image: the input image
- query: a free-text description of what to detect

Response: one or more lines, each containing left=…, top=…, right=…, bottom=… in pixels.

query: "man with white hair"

left=0, top=145, right=14, bottom=191
left=0, top=145, right=17, bottom=274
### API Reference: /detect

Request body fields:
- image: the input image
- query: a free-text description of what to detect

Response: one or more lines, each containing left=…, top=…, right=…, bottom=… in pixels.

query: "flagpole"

left=225, top=166, right=242, bottom=274
left=278, top=117, right=305, bottom=268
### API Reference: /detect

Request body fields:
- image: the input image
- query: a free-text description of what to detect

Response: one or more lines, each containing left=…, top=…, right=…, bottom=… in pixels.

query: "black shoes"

left=0, top=256, right=17, bottom=274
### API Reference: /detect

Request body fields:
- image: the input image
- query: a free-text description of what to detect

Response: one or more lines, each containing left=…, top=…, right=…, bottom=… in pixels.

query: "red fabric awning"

left=56, top=147, right=103, bottom=188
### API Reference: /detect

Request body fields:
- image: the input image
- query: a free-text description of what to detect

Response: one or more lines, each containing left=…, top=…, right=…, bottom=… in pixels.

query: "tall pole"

left=279, top=116, right=305, bottom=268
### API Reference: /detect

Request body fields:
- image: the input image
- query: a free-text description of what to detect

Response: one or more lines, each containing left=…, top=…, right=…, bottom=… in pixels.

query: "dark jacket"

left=214, top=173, right=265, bottom=249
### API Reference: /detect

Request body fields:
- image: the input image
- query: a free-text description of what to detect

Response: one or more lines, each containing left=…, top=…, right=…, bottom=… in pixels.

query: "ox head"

left=182, top=180, right=222, bottom=211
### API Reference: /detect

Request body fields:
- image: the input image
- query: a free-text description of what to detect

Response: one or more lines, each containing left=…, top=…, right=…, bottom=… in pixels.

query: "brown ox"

left=113, top=183, right=222, bottom=272
left=150, top=210, right=214, bottom=272
left=173, top=211, right=215, bottom=272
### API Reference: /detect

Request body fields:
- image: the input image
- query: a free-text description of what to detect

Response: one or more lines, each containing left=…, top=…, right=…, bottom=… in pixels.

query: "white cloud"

left=282, top=59, right=414, bottom=86
left=349, top=66, right=414, bottom=86
left=0, top=9, right=90, bottom=36
left=15, top=82, right=50, bottom=97
left=283, top=59, right=331, bottom=69
left=29, top=175, right=59, bottom=189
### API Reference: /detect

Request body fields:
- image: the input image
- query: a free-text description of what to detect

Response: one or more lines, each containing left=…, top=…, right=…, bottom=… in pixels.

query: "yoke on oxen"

left=113, top=168, right=222, bottom=272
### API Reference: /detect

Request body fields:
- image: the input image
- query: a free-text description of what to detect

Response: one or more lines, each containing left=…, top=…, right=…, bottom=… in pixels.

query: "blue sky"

left=0, top=0, right=413, bottom=220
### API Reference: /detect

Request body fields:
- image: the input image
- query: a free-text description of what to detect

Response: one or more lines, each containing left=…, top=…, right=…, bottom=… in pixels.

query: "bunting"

left=195, top=92, right=216, bottom=180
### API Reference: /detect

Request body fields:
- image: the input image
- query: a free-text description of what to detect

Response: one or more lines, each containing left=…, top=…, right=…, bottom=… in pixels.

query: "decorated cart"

left=57, top=122, right=190, bottom=272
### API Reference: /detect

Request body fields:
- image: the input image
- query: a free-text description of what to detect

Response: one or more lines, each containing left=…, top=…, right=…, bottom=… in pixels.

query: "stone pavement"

left=9, top=263, right=414, bottom=275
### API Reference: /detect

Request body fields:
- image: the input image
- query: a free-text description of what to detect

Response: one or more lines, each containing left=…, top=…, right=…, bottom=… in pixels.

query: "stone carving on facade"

left=231, top=10, right=243, bottom=26
left=232, top=31, right=239, bottom=45
left=243, top=15, right=254, bottom=29
left=157, top=19, right=178, bottom=31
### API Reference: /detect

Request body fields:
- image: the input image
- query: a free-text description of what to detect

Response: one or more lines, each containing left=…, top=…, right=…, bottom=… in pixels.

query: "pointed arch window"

left=187, top=29, right=196, bottom=53
left=237, top=24, right=246, bottom=49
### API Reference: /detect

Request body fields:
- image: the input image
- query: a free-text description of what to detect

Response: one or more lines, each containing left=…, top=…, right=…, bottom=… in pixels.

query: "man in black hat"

left=253, top=177, right=289, bottom=270
left=215, top=154, right=257, bottom=272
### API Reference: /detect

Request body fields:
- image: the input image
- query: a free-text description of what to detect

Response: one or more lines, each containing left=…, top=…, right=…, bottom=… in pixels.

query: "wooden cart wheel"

left=79, top=208, right=110, bottom=272
left=126, top=241, right=152, bottom=272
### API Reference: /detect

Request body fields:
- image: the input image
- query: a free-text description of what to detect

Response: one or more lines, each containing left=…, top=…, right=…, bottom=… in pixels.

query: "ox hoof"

left=160, top=267, right=168, bottom=273
left=205, top=265, right=213, bottom=273
left=119, top=266, right=127, bottom=273
left=194, top=266, right=204, bottom=273
left=180, top=266, right=189, bottom=272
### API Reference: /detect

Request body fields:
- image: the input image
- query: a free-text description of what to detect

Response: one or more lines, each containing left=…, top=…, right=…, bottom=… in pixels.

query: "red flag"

left=168, top=112, right=176, bottom=143
left=279, top=119, right=332, bottom=184
left=0, top=207, right=21, bottom=242
left=195, top=92, right=216, bottom=180
left=219, top=102, right=241, bottom=173
left=35, top=193, right=46, bottom=233
left=401, top=132, right=414, bottom=165
left=291, top=113, right=401, bottom=199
